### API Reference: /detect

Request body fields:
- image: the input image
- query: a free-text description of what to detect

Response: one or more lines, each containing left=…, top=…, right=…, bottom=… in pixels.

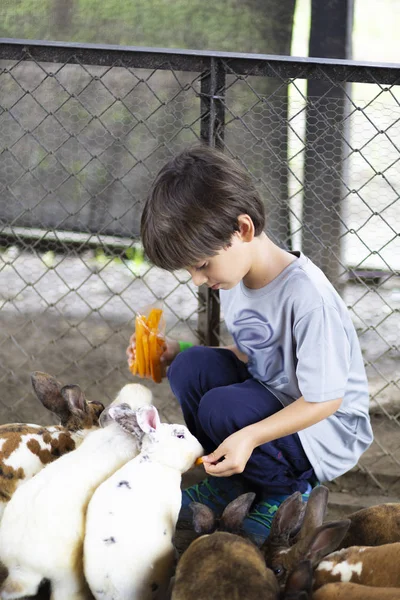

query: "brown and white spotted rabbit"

left=0, top=371, right=104, bottom=519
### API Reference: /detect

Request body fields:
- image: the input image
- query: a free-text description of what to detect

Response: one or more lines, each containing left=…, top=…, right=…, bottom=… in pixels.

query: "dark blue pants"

left=168, top=346, right=316, bottom=496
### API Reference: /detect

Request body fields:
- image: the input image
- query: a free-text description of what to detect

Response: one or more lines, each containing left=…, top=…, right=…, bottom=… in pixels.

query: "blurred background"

left=0, top=0, right=398, bottom=61
left=0, top=0, right=399, bottom=509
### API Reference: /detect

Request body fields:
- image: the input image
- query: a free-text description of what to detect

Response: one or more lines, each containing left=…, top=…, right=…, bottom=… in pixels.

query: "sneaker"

left=242, top=482, right=314, bottom=547
left=179, top=475, right=251, bottom=523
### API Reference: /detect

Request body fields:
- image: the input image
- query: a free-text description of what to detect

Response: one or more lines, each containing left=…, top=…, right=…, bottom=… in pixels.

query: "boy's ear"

left=237, top=214, right=255, bottom=242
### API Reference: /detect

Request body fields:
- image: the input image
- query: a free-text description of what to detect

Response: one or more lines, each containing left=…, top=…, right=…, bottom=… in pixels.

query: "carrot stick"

left=148, top=308, right=163, bottom=330
left=128, top=356, right=138, bottom=376
left=149, top=331, right=156, bottom=382
left=135, top=316, right=146, bottom=378
left=142, top=334, right=150, bottom=378
left=148, top=330, right=160, bottom=383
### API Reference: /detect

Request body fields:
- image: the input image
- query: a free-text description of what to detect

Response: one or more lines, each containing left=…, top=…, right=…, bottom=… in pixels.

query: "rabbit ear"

left=136, top=405, right=160, bottom=433
left=31, top=372, right=70, bottom=421
left=100, top=403, right=133, bottom=428
left=284, top=560, right=313, bottom=599
left=294, top=486, right=329, bottom=544
left=305, top=520, right=351, bottom=566
left=61, top=384, right=87, bottom=418
left=105, top=403, right=143, bottom=438
left=262, top=491, right=306, bottom=551
left=189, top=502, right=216, bottom=534
left=220, top=492, right=256, bottom=532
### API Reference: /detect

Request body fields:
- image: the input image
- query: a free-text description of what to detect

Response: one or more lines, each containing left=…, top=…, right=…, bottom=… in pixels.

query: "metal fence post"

left=197, top=57, right=226, bottom=346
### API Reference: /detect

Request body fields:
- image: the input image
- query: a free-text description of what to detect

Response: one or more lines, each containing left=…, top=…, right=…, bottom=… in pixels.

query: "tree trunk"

left=230, top=0, right=297, bottom=249
left=302, top=0, right=354, bottom=284
left=52, top=0, right=74, bottom=36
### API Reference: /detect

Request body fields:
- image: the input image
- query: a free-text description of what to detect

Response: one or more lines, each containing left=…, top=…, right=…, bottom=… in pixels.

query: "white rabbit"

left=0, top=383, right=153, bottom=600
left=84, top=404, right=204, bottom=600
left=109, top=382, right=150, bottom=408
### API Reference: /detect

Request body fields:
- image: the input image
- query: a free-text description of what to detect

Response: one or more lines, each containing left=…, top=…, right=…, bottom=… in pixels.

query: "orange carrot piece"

left=149, top=330, right=161, bottom=383
left=135, top=316, right=146, bottom=378
left=128, top=356, right=138, bottom=376
left=142, top=334, right=150, bottom=378
left=195, top=457, right=204, bottom=466
left=148, top=308, right=163, bottom=330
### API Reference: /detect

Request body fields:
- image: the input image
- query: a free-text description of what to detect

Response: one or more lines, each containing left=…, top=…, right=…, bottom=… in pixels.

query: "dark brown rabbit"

left=261, top=486, right=332, bottom=588
left=171, top=492, right=280, bottom=600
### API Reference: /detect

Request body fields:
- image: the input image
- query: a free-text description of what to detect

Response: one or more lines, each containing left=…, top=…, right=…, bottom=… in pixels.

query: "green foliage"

left=0, top=0, right=279, bottom=54
left=1, top=0, right=51, bottom=40
left=88, top=244, right=148, bottom=276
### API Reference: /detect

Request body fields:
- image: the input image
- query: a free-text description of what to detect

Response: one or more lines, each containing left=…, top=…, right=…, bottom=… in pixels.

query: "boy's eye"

left=195, top=263, right=207, bottom=271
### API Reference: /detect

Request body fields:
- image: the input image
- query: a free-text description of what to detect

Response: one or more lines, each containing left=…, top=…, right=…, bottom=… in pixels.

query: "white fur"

left=0, top=426, right=91, bottom=522
left=0, top=383, right=152, bottom=600
left=84, top=406, right=204, bottom=600
left=4, top=431, right=60, bottom=471
left=109, top=383, right=157, bottom=409
left=317, top=559, right=363, bottom=582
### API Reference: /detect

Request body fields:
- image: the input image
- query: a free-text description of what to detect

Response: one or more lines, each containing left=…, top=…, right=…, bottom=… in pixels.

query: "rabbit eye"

left=273, top=565, right=284, bottom=577
left=172, top=427, right=186, bottom=439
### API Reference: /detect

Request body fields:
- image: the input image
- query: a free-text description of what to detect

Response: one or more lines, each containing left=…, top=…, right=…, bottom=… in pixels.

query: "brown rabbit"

left=283, top=559, right=400, bottom=600
left=340, top=502, right=400, bottom=548
left=171, top=493, right=280, bottom=600
left=262, top=484, right=400, bottom=590
left=262, top=486, right=332, bottom=589
left=271, top=515, right=400, bottom=590
left=0, top=371, right=104, bottom=518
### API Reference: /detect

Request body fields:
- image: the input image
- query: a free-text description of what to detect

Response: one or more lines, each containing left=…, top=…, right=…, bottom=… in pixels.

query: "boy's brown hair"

left=140, top=145, right=265, bottom=271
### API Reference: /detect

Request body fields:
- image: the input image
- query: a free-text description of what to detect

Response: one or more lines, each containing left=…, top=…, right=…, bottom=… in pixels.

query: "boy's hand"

left=126, top=334, right=180, bottom=379
left=202, top=429, right=256, bottom=477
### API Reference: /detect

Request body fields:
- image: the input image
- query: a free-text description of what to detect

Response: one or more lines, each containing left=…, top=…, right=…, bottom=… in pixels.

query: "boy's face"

left=187, top=234, right=252, bottom=291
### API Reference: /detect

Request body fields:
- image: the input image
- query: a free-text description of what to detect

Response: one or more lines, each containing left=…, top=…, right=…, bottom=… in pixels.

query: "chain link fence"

left=1, top=39, right=399, bottom=497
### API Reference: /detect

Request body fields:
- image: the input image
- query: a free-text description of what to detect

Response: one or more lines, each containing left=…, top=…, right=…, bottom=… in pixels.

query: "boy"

left=133, top=144, right=373, bottom=545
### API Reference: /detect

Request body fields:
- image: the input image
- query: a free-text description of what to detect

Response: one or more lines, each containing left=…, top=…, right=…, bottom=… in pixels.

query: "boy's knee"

left=167, top=345, right=213, bottom=389
left=198, top=387, right=231, bottom=433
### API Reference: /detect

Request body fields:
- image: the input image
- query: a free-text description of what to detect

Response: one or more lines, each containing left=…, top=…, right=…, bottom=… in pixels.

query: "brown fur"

left=26, top=432, right=76, bottom=463
left=61, top=401, right=104, bottom=433
left=282, top=561, right=400, bottom=600
left=0, top=428, right=77, bottom=503
left=263, top=487, right=400, bottom=594
left=0, top=373, right=104, bottom=510
left=172, top=493, right=279, bottom=599
left=313, top=582, right=400, bottom=599
left=313, top=542, right=400, bottom=589
left=262, top=487, right=330, bottom=589
left=173, top=532, right=279, bottom=600
left=341, top=503, right=400, bottom=548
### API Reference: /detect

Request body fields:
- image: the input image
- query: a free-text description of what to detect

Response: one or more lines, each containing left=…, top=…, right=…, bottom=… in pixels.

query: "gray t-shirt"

left=220, top=251, right=373, bottom=482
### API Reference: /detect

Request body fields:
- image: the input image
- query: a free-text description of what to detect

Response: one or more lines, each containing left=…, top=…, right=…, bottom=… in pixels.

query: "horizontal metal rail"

left=1, top=37, right=400, bottom=83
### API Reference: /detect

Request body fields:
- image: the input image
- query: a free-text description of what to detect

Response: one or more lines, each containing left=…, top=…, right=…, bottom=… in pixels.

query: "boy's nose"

left=192, top=272, right=207, bottom=287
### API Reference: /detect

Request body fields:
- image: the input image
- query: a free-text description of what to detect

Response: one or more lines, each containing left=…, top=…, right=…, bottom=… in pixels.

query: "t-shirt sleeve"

left=294, top=304, right=351, bottom=402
